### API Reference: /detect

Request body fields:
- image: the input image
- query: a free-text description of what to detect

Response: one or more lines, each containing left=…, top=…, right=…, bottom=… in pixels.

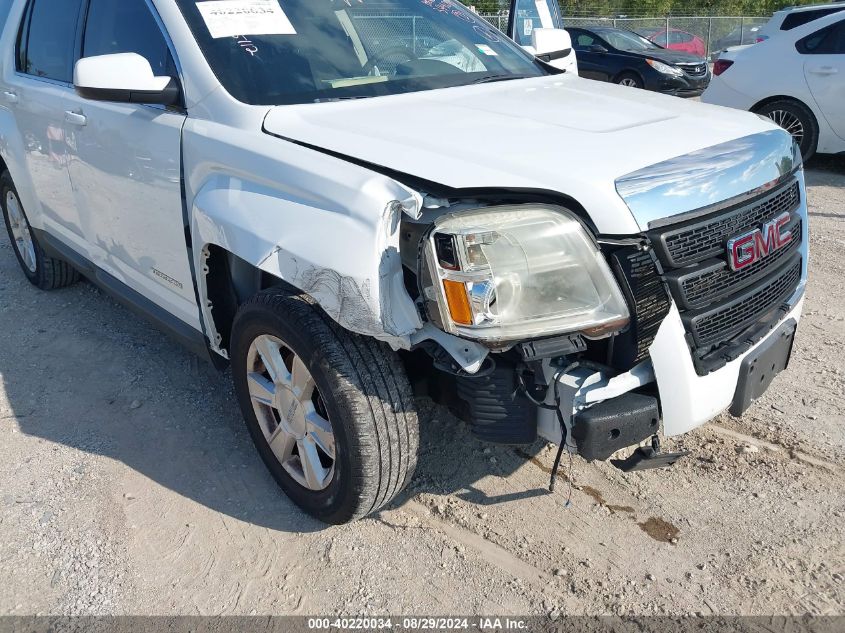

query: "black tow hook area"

left=611, top=436, right=690, bottom=473
left=572, top=394, right=690, bottom=471
left=571, top=392, right=661, bottom=461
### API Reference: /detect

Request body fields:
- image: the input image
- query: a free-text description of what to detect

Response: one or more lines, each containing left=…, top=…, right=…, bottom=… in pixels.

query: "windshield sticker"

left=524, top=20, right=533, bottom=37
left=475, top=44, right=497, bottom=56
left=195, top=0, right=296, bottom=39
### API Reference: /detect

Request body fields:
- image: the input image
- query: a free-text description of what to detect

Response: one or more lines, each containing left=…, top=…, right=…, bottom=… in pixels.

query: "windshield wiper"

left=469, top=74, right=534, bottom=85
left=312, top=95, right=372, bottom=103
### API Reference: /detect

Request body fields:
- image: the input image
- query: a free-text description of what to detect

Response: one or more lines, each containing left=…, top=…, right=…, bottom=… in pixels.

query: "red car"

left=645, top=28, right=707, bottom=57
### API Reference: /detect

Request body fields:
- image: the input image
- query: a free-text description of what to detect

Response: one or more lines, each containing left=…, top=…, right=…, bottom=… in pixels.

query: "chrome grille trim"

left=616, top=130, right=801, bottom=230
left=677, top=63, right=708, bottom=77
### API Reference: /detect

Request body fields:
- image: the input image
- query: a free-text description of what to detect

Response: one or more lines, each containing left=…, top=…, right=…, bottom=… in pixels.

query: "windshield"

left=596, top=29, right=660, bottom=52
left=177, top=0, right=546, bottom=105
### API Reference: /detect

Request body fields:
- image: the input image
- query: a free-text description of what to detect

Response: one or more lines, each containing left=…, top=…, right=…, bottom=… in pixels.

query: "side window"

left=82, top=0, right=174, bottom=76
left=782, top=9, right=843, bottom=31
left=574, top=33, right=596, bottom=50
left=798, top=22, right=845, bottom=55
left=19, top=0, right=85, bottom=82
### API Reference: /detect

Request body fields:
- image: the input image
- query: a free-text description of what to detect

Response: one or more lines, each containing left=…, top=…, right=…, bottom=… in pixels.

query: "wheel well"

left=204, top=245, right=297, bottom=353
left=750, top=95, right=817, bottom=122
left=613, top=69, right=643, bottom=85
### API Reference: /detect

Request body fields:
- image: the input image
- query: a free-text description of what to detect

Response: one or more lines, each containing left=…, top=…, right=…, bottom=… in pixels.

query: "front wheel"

left=231, top=289, right=419, bottom=524
left=615, top=72, right=643, bottom=89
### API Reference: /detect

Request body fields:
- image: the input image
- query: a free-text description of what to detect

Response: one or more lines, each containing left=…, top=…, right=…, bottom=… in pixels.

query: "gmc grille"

left=646, top=177, right=803, bottom=375
left=685, top=256, right=801, bottom=348
left=665, top=216, right=802, bottom=310
left=653, top=181, right=800, bottom=267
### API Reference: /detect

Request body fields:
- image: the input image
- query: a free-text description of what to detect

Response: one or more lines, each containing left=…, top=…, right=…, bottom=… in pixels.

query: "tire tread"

left=1, top=170, right=79, bottom=291
left=233, top=288, right=418, bottom=523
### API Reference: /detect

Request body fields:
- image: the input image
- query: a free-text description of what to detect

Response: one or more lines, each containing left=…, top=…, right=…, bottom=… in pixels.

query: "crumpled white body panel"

left=184, top=117, right=425, bottom=354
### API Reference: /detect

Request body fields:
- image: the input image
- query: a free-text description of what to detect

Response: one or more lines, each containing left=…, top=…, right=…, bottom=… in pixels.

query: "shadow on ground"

left=0, top=239, right=544, bottom=534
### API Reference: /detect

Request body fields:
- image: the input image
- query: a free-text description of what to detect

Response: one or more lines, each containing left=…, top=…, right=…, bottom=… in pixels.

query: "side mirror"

left=74, top=53, right=180, bottom=106
left=589, top=44, right=609, bottom=54
left=531, top=27, right=573, bottom=61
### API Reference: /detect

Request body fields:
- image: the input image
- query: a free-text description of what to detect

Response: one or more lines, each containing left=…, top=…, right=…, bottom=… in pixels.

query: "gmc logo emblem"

left=726, top=212, right=793, bottom=271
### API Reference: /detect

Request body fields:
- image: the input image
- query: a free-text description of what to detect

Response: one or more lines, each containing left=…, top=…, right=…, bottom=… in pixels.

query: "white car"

left=703, top=11, right=845, bottom=160
left=756, top=2, right=845, bottom=42
left=0, top=0, right=808, bottom=524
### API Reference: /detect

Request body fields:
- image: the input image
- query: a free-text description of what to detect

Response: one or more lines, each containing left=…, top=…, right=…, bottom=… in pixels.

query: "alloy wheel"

left=619, top=78, right=638, bottom=87
left=246, top=334, right=336, bottom=491
left=6, top=190, right=36, bottom=273
left=766, top=109, right=804, bottom=146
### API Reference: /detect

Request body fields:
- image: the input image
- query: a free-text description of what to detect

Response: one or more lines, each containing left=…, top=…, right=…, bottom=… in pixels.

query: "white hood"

left=263, top=74, right=779, bottom=234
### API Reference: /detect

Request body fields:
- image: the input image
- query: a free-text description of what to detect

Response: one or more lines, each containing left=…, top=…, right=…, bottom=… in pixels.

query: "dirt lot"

left=0, top=156, right=843, bottom=618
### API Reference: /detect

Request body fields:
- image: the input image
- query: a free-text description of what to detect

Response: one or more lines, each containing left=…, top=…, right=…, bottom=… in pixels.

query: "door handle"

left=3, top=91, right=18, bottom=104
left=64, top=110, right=87, bottom=126
left=809, top=66, right=838, bottom=75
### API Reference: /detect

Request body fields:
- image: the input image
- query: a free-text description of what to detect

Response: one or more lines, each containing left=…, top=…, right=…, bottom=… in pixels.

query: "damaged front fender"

left=191, top=171, right=422, bottom=353
left=184, top=121, right=486, bottom=370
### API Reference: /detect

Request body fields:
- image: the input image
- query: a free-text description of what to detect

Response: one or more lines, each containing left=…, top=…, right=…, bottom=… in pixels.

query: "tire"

left=1, top=170, right=79, bottom=290
left=231, top=288, right=419, bottom=524
left=615, top=72, right=643, bottom=89
left=754, top=99, right=819, bottom=162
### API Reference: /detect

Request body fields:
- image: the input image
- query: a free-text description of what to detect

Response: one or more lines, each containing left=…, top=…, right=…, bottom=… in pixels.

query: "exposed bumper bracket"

left=611, top=445, right=690, bottom=472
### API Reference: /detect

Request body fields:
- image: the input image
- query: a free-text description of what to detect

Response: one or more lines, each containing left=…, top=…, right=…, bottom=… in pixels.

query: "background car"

left=755, top=1, right=845, bottom=42
left=711, top=23, right=766, bottom=59
left=567, top=26, right=710, bottom=96
left=644, top=28, right=706, bottom=56
left=702, top=11, right=845, bottom=160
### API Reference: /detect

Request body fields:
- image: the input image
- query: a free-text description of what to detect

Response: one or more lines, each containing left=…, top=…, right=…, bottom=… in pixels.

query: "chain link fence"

left=478, top=13, right=769, bottom=59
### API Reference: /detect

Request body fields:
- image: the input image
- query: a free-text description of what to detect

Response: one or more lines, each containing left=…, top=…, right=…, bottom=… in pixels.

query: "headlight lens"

left=646, top=59, right=684, bottom=76
left=422, top=206, right=630, bottom=342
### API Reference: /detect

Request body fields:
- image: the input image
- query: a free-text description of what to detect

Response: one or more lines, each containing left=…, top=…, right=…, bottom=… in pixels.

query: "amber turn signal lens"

left=581, top=317, right=630, bottom=339
left=442, top=279, right=473, bottom=326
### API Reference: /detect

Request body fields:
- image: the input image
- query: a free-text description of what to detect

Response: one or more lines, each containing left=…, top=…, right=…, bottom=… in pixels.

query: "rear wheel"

left=615, top=72, right=643, bottom=88
left=231, top=289, right=419, bottom=524
left=1, top=170, right=78, bottom=290
left=755, top=99, right=819, bottom=162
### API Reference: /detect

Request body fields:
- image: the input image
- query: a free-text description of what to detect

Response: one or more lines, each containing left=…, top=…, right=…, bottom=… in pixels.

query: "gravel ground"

left=0, top=156, right=843, bottom=618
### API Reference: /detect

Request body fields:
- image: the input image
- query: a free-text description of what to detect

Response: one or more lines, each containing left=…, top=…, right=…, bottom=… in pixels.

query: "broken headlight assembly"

left=421, top=205, right=630, bottom=342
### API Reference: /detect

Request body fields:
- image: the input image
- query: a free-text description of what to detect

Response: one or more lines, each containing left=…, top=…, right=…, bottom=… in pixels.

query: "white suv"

left=756, top=2, right=845, bottom=41
left=0, top=0, right=808, bottom=524
left=703, top=11, right=845, bottom=160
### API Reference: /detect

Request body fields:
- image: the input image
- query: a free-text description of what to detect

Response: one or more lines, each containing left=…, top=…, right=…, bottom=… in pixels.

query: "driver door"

left=64, top=0, right=199, bottom=328
left=568, top=29, right=611, bottom=81
left=507, top=0, right=578, bottom=74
